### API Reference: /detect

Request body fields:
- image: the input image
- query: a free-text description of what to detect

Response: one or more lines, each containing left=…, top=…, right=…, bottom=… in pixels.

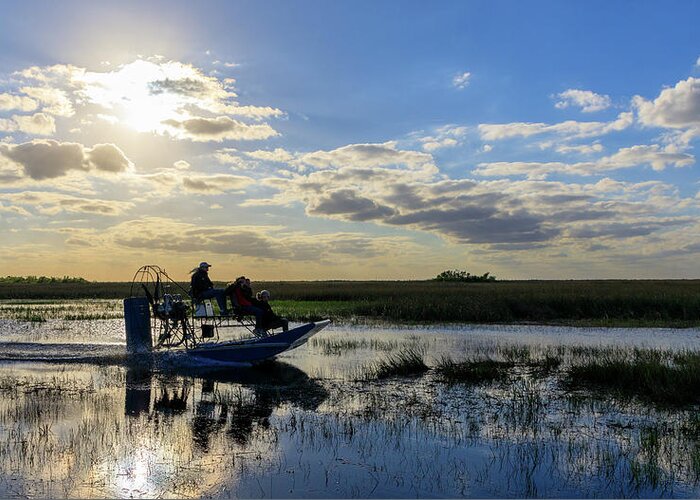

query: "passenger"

left=256, top=290, right=289, bottom=332
left=229, top=276, right=266, bottom=336
left=189, top=262, right=229, bottom=315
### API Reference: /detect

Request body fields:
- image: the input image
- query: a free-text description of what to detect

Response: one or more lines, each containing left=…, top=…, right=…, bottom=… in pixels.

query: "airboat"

left=124, top=265, right=330, bottom=363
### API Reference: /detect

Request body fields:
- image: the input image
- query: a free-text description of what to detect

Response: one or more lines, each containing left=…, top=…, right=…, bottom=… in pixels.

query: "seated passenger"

left=256, top=290, right=289, bottom=332
left=228, top=276, right=266, bottom=336
left=189, top=262, right=229, bottom=315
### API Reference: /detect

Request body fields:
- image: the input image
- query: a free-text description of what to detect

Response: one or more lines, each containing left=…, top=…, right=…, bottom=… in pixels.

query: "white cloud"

left=634, top=77, right=700, bottom=129
left=452, top=72, right=471, bottom=89
left=19, top=86, right=74, bottom=117
left=12, top=113, right=56, bottom=135
left=415, top=125, right=469, bottom=152
left=5, top=59, right=283, bottom=140
left=555, top=89, right=611, bottom=113
left=0, top=93, right=37, bottom=112
left=474, top=144, right=694, bottom=179
left=478, top=112, right=633, bottom=141
left=296, top=141, right=437, bottom=176
left=244, top=148, right=296, bottom=163
left=554, top=143, right=604, bottom=155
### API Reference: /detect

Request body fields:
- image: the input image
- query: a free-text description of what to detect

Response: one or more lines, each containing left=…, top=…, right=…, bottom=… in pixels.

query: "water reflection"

left=2, top=321, right=700, bottom=497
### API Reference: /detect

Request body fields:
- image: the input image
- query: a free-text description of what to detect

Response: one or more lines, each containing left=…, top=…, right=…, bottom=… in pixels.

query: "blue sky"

left=0, top=1, right=699, bottom=280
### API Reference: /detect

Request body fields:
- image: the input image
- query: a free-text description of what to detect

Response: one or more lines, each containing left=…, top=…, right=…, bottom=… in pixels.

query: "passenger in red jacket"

left=228, top=276, right=265, bottom=335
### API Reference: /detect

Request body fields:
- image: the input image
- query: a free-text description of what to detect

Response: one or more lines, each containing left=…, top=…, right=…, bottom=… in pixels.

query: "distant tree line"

left=433, top=270, right=496, bottom=282
left=0, top=276, right=88, bottom=284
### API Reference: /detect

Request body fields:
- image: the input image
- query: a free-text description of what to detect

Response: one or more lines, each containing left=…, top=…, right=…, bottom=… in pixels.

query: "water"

left=1, top=314, right=700, bottom=498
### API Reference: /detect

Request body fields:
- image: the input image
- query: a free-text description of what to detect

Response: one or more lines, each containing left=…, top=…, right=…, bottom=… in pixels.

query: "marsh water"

left=1, top=305, right=700, bottom=498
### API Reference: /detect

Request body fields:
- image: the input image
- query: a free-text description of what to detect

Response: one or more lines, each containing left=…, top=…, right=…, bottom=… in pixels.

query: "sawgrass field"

left=1, top=279, right=699, bottom=326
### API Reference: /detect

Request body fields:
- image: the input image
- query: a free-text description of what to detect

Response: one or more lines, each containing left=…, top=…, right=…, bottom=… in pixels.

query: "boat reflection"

left=125, top=361, right=328, bottom=452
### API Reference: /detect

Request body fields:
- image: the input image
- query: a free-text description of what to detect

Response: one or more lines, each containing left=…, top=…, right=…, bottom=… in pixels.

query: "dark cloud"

left=308, top=189, right=397, bottom=221
left=163, top=117, right=278, bottom=142
left=569, top=219, right=692, bottom=239
left=0, top=140, right=131, bottom=180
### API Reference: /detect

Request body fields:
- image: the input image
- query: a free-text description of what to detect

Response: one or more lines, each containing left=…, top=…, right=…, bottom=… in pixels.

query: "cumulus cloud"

left=555, top=89, right=611, bottom=112
left=244, top=148, right=296, bottom=163
left=12, top=113, right=56, bottom=135
left=478, top=112, right=632, bottom=141
left=245, top=138, right=698, bottom=249
left=0, top=140, right=133, bottom=180
left=296, top=142, right=437, bottom=175
left=0, top=93, right=37, bottom=112
left=414, top=125, right=469, bottom=152
left=2, top=58, right=283, bottom=140
left=163, top=116, right=279, bottom=142
left=474, top=144, right=694, bottom=179
left=634, top=77, right=700, bottom=129
left=19, top=86, right=74, bottom=117
left=452, top=72, right=471, bottom=89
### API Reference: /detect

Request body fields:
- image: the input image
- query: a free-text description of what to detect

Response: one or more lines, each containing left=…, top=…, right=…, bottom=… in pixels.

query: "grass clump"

left=565, top=349, right=700, bottom=406
left=436, top=357, right=513, bottom=384
left=372, top=347, right=428, bottom=379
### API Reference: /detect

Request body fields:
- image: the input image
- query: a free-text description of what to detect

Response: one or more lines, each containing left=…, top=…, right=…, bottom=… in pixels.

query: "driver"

left=189, top=262, right=229, bottom=315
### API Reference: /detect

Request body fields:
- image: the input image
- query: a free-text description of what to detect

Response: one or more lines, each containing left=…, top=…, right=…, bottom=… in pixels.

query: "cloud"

left=555, top=89, right=611, bottom=112
left=19, top=86, right=74, bottom=117
left=181, top=174, right=254, bottom=193
left=163, top=116, right=279, bottom=142
left=0, top=93, right=37, bottom=112
left=414, top=125, right=469, bottom=152
left=12, top=113, right=56, bottom=135
left=567, top=218, right=691, bottom=239
left=105, top=217, right=415, bottom=262
left=634, top=77, right=700, bottom=129
left=478, top=112, right=632, bottom=141
left=4, top=59, right=283, bottom=139
left=0, top=140, right=133, bottom=180
left=452, top=72, right=471, bottom=89
left=244, top=148, right=296, bottom=163
left=296, top=141, right=437, bottom=175
left=246, top=138, right=698, bottom=249
left=553, top=143, right=604, bottom=155
left=474, top=144, right=694, bottom=179
left=4, top=191, right=133, bottom=216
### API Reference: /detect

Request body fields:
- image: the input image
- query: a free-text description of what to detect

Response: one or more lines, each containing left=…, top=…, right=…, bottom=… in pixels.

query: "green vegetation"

left=0, top=279, right=699, bottom=326
left=435, top=357, right=513, bottom=384
left=565, top=349, right=700, bottom=406
left=0, top=275, right=87, bottom=284
left=434, top=269, right=496, bottom=282
left=371, top=348, right=429, bottom=379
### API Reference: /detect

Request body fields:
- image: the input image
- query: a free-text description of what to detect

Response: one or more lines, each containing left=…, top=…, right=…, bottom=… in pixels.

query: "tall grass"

left=371, top=348, right=429, bottom=379
left=565, top=349, right=700, bottom=405
left=1, top=279, right=699, bottom=325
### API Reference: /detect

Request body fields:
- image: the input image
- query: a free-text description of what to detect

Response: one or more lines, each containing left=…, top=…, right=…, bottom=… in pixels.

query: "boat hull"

left=185, top=320, right=330, bottom=363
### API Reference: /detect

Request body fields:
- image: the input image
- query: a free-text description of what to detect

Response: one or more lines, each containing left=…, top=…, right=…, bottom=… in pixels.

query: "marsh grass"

left=565, top=349, right=700, bottom=405
left=436, top=357, right=514, bottom=384
left=370, top=347, right=429, bottom=379
left=2, top=279, right=700, bottom=326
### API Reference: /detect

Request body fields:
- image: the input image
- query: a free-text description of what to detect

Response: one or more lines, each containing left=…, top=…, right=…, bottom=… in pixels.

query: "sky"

left=0, top=0, right=699, bottom=281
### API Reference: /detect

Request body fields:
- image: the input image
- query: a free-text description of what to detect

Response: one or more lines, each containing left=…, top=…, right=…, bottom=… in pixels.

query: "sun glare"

left=79, top=59, right=224, bottom=134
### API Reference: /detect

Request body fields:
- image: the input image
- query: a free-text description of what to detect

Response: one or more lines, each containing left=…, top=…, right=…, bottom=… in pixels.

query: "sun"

left=79, top=59, right=223, bottom=134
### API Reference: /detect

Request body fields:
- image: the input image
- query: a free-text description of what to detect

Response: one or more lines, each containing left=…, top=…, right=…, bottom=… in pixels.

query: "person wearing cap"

left=189, top=262, right=229, bottom=315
